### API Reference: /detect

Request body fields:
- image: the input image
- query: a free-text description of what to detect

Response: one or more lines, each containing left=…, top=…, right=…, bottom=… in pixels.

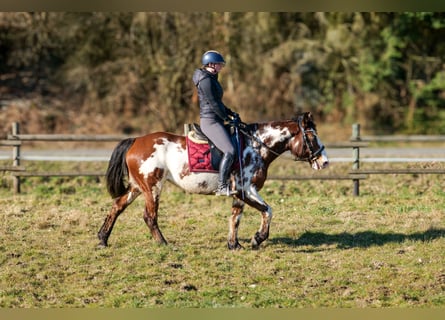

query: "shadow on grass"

left=270, top=227, right=445, bottom=249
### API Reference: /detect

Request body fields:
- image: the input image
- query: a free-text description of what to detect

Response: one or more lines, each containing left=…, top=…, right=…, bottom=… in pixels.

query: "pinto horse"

left=98, top=112, right=329, bottom=250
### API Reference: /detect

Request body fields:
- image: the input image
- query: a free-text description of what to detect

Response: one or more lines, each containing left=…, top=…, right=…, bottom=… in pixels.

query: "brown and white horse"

left=98, top=112, right=329, bottom=250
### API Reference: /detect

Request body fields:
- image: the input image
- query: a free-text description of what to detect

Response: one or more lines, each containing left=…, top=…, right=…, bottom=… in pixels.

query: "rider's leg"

left=200, top=118, right=237, bottom=196
left=216, top=152, right=237, bottom=196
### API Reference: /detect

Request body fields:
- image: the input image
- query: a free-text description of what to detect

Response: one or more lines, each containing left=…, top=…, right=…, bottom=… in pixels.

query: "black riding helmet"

left=201, top=50, right=226, bottom=66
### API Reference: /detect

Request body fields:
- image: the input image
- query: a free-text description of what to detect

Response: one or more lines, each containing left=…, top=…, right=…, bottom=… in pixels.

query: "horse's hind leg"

left=228, top=199, right=245, bottom=250
left=142, top=187, right=168, bottom=245
left=98, top=189, right=140, bottom=247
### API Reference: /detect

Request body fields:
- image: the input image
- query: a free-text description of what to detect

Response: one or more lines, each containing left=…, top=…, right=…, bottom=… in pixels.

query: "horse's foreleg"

left=98, top=189, right=140, bottom=247
left=243, top=186, right=272, bottom=250
left=142, top=190, right=167, bottom=245
left=228, top=199, right=245, bottom=250
left=251, top=208, right=272, bottom=250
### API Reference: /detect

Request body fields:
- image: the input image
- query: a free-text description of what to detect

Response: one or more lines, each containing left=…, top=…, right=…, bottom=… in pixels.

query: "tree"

left=1, top=12, right=445, bottom=135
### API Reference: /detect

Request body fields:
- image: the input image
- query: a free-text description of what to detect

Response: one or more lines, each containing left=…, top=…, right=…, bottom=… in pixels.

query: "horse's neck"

left=251, top=122, right=290, bottom=162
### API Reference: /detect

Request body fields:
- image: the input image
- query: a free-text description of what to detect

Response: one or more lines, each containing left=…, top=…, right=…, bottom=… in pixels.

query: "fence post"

left=12, top=122, right=21, bottom=194
left=351, top=123, right=360, bottom=196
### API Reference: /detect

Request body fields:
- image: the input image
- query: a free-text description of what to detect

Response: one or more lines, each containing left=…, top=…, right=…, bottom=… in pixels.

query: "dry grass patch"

left=0, top=160, right=444, bottom=307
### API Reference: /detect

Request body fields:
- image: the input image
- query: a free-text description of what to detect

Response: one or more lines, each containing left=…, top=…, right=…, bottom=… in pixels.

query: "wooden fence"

left=2, top=122, right=445, bottom=196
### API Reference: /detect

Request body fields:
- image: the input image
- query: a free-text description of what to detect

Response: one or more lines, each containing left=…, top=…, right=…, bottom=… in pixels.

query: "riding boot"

left=215, top=153, right=237, bottom=196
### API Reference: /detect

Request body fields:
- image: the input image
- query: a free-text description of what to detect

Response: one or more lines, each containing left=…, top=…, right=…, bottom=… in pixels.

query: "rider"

left=192, top=50, right=240, bottom=196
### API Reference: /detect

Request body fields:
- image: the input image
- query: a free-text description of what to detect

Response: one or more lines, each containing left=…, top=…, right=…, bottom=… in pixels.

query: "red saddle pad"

left=186, top=137, right=218, bottom=173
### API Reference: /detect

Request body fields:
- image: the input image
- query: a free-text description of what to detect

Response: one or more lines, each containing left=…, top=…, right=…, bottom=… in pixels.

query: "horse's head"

left=289, top=112, right=329, bottom=170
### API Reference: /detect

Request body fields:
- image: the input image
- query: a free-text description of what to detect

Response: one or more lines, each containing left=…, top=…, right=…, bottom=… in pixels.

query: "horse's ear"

left=302, top=112, right=313, bottom=126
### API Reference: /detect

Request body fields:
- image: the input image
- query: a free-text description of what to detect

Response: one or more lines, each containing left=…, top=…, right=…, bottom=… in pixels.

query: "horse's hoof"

left=227, top=242, right=243, bottom=250
left=97, top=241, right=108, bottom=248
left=251, top=238, right=261, bottom=250
left=251, top=232, right=267, bottom=250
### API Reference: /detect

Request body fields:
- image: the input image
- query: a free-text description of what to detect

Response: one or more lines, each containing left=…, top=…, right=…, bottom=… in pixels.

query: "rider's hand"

left=229, top=112, right=240, bottom=121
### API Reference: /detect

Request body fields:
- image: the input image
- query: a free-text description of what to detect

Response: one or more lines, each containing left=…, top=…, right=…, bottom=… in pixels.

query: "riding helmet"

left=201, top=50, right=225, bottom=66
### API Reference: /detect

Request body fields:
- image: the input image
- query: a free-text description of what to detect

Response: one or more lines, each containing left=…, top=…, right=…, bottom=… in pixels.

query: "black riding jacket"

left=192, top=68, right=234, bottom=122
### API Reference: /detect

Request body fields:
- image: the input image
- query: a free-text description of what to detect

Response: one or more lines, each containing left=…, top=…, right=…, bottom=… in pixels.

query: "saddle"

left=185, top=123, right=242, bottom=173
left=187, top=123, right=210, bottom=143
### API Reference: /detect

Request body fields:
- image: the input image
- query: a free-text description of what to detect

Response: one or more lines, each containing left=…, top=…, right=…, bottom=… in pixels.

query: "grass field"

left=0, top=159, right=444, bottom=307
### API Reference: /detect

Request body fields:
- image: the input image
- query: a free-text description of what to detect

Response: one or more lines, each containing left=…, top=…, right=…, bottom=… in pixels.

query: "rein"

left=239, top=126, right=282, bottom=158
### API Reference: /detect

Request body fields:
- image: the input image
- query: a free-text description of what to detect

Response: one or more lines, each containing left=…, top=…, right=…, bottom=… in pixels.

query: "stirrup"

left=215, top=185, right=237, bottom=196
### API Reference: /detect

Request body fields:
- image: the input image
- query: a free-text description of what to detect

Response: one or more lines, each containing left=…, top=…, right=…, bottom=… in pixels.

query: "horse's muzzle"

left=311, top=153, right=329, bottom=170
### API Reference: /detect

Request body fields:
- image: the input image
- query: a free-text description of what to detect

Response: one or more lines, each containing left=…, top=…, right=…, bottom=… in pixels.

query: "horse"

left=98, top=112, right=329, bottom=250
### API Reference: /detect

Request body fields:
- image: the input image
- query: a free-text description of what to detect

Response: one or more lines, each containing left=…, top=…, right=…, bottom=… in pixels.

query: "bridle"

left=238, top=116, right=324, bottom=162
left=296, top=117, right=325, bottom=162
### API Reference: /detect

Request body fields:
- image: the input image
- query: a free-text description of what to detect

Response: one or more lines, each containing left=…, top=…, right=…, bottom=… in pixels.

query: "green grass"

left=0, top=160, right=444, bottom=307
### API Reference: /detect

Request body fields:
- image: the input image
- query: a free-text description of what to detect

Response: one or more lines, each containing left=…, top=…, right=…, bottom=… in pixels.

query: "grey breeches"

left=200, top=118, right=235, bottom=155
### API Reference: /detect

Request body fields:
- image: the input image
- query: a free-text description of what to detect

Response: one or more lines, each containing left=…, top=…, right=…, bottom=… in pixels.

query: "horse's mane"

left=253, top=112, right=316, bottom=131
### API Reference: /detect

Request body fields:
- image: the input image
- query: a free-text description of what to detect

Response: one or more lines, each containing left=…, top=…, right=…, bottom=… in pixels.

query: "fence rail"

left=350, top=169, right=445, bottom=175
left=2, top=122, right=445, bottom=195
left=12, top=171, right=104, bottom=177
left=7, top=134, right=132, bottom=141
left=360, top=135, right=445, bottom=142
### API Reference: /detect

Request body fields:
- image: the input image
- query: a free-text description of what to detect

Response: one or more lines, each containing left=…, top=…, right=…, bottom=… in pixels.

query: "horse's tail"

left=106, top=138, right=135, bottom=198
